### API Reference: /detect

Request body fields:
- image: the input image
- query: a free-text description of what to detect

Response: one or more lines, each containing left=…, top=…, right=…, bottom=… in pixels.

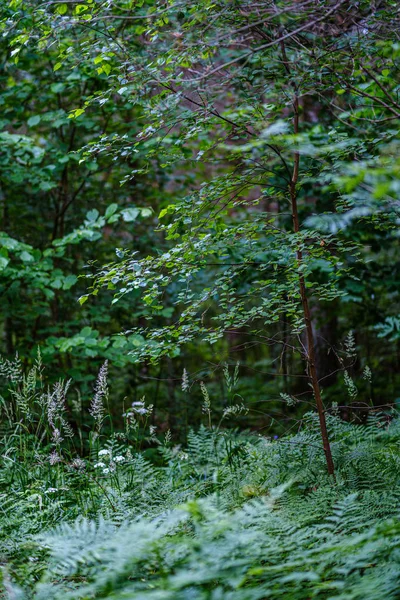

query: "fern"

left=2, top=362, right=400, bottom=599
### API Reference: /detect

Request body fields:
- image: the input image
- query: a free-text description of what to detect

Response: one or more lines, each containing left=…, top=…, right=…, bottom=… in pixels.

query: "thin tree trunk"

left=290, top=94, right=335, bottom=477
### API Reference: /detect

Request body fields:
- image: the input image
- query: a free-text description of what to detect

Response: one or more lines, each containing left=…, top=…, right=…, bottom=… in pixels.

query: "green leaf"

left=158, top=206, right=173, bottom=219
left=122, top=207, right=140, bottom=222
left=80, top=326, right=93, bottom=337
left=39, top=181, right=56, bottom=191
left=86, top=209, right=100, bottom=222
left=68, top=108, right=85, bottom=119
left=63, top=274, right=78, bottom=290
left=0, top=256, right=10, bottom=270
left=105, top=203, right=119, bottom=219
left=75, top=4, right=88, bottom=14
left=50, top=82, right=65, bottom=93
left=51, top=278, right=63, bottom=289
left=27, top=115, right=41, bottom=127
left=0, top=236, right=19, bottom=250
left=20, top=251, right=34, bottom=262
left=56, top=3, right=68, bottom=14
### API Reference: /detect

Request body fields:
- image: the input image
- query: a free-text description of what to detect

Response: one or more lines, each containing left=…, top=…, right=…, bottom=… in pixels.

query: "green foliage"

left=1, top=4, right=400, bottom=593
left=2, top=0, right=400, bottom=425
left=376, top=315, right=400, bottom=341
left=1, top=357, right=400, bottom=599
left=0, top=2, right=163, bottom=386
left=67, top=0, right=399, bottom=367
left=2, top=4, right=400, bottom=596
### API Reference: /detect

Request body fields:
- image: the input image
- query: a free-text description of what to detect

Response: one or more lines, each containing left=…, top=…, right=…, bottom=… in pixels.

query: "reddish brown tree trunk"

left=290, top=95, right=335, bottom=477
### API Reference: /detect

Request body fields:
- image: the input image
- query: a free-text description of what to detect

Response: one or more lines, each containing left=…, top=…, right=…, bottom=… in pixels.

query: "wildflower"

left=70, top=458, right=86, bottom=471
left=344, top=331, right=357, bottom=358
left=98, top=449, right=109, bottom=456
left=103, top=468, right=110, bottom=474
left=279, top=393, right=297, bottom=407
left=89, top=361, right=108, bottom=430
left=48, top=450, right=62, bottom=465
left=222, top=403, right=249, bottom=418
left=171, top=444, right=181, bottom=456
left=114, top=455, right=125, bottom=463
left=47, top=380, right=72, bottom=439
left=200, top=381, right=211, bottom=415
left=94, top=462, right=106, bottom=468
left=51, top=428, right=64, bottom=445
left=44, top=487, right=58, bottom=494
left=131, top=399, right=152, bottom=416
left=0, top=353, right=23, bottom=384
left=344, top=370, right=358, bottom=399
left=363, top=365, right=372, bottom=382
left=182, top=368, right=189, bottom=392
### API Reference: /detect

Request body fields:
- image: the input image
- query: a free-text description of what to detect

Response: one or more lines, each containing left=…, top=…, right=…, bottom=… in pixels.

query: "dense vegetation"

left=1, top=358, right=400, bottom=598
left=1, top=0, right=400, bottom=597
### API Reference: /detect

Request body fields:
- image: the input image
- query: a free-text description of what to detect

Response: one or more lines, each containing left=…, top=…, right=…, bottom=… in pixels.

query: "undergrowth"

left=1, top=356, right=400, bottom=599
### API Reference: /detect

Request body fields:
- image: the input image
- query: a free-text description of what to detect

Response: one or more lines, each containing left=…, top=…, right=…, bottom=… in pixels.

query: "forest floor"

left=1, top=413, right=400, bottom=599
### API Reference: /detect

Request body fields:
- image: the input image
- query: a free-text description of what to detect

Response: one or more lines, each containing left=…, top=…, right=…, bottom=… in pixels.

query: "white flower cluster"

left=94, top=449, right=125, bottom=475
left=123, top=398, right=153, bottom=419
left=44, top=486, right=68, bottom=494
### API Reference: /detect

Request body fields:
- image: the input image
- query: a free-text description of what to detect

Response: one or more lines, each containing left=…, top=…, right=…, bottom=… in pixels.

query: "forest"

left=1, top=0, right=400, bottom=597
